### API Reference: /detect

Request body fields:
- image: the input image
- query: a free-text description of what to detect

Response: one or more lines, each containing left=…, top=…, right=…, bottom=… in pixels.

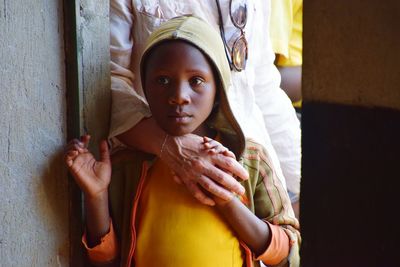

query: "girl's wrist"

left=214, top=194, right=235, bottom=208
left=84, top=189, right=108, bottom=204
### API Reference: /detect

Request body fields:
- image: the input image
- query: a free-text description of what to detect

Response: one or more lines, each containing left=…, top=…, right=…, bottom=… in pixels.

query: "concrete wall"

left=0, top=0, right=69, bottom=266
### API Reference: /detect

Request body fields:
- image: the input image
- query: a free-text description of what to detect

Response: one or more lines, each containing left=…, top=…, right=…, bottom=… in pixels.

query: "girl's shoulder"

left=241, top=139, right=275, bottom=171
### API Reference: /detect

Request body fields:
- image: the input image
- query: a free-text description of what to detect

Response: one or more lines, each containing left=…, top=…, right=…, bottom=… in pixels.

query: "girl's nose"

left=168, top=82, right=190, bottom=105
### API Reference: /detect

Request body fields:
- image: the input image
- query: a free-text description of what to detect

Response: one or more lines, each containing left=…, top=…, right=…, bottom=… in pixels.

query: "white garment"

left=109, top=0, right=301, bottom=197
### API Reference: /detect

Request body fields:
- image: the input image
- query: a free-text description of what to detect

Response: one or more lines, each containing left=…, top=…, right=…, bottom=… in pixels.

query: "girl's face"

left=144, top=41, right=217, bottom=136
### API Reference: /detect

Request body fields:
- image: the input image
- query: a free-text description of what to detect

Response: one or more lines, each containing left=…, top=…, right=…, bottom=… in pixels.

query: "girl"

left=65, top=16, right=300, bottom=267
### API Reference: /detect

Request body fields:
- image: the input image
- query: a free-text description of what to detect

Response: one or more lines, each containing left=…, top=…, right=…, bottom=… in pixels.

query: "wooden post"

left=301, top=1, right=400, bottom=266
left=63, top=0, right=110, bottom=265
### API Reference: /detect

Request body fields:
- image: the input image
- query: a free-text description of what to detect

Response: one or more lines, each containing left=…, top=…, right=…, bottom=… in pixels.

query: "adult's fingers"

left=222, top=150, right=236, bottom=159
left=197, top=175, right=233, bottom=201
left=181, top=179, right=215, bottom=206
left=202, top=137, right=231, bottom=155
left=203, top=137, right=224, bottom=150
left=212, top=153, right=249, bottom=182
left=194, top=160, right=245, bottom=196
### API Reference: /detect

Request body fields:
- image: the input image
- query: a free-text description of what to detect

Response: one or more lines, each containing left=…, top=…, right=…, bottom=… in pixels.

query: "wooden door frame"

left=63, top=0, right=110, bottom=265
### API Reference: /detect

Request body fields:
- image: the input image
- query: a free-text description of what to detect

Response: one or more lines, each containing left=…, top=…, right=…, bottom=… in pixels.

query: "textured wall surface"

left=0, top=0, right=69, bottom=266
left=303, top=1, right=400, bottom=109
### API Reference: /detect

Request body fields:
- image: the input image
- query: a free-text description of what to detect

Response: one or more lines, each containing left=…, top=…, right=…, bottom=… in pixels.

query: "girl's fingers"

left=70, top=144, right=87, bottom=154
left=64, top=139, right=79, bottom=152
left=66, top=150, right=78, bottom=158
left=66, top=158, right=73, bottom=167
left=65, top=150, right=78, bottom=167
left=66, top=134, right=91, bottom=150
left=80, top=134, right=91, bottom=147
left=70, top=138, right=85, bottom=147
left=99, top=140, right=110, bottom=163
left=65, top=139, right=87, bottom=153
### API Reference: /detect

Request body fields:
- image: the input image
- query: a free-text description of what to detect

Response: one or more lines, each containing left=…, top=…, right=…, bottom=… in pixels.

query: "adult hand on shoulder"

left=160, top=134, right=249, bottom=206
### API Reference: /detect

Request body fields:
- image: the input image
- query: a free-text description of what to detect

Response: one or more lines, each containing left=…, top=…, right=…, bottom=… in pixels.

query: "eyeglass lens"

left=230, top=0, right=247, bottom=28
left=232, top=36, right=247, bottom=70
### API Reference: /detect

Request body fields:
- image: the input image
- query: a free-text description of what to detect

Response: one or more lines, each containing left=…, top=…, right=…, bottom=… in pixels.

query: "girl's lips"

left=168, top=114, right=192, bottom=124
left=171, top=117, right=191, bottom=123
left=168, top=111, right=191, bottom=117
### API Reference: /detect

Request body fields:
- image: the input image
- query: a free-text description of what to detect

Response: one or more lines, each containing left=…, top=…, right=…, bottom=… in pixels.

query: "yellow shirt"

left=270, top=0, right=303, bottom=67
left=135, top=159, right=244, bottom=267
left=270, top=0, right=303, bottom=108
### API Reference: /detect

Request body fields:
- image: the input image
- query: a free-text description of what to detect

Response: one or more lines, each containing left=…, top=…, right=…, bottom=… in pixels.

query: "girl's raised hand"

left=64, top=135, right=111, bottom=199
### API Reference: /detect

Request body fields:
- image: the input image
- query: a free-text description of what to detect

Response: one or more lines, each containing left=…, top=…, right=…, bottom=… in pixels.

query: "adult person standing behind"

left=270, top=0, right=303, bottom=106
left=109, top=0, right=301, bottom=206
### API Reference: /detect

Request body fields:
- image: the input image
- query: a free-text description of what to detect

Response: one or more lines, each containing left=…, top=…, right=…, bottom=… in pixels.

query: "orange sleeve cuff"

left=82, top=221, right=119, bottom=265
left=256, top=221, right=290, bottom=265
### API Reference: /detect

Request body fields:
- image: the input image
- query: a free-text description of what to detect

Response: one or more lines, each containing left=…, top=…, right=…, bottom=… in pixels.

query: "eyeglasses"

left=216, top=0, right=248, bottom=72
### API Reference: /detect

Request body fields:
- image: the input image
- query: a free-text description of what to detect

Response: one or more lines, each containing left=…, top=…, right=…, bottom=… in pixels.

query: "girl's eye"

left=190, top=77, right=205, bottom=86
left=157, top=76, right=170, bottom=85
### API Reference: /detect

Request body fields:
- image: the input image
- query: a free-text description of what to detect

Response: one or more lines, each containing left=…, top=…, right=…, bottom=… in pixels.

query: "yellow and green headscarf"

left=140, top=15, right=245, bottom=158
